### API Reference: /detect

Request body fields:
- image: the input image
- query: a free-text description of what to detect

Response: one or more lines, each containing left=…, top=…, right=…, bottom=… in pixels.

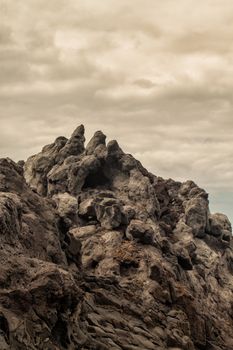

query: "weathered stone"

left=185, top=197, right=209, bottom=238
left=65, top=231, right=82, bottom=264
left=0, top=125, right=231, bottom=350
left=86, top=130, right=106, bottom=155
left=78, top=198, right=96, bottom=218
left=209, top=212, right=232, bottom=237
left=70, top=225, right=97, bottom=238
left=58, top=124, right=85, bottom=158
left=122, top=205, right=136, bottom=224
left=95, top=198, right=122, bottom=229
left=177, top=252, right=193, bottom=270
left=53, top=192, right=78, bottom=218
left=24, top=135, right=68, bottom=195
left=126, top=219, right=155, bottom=244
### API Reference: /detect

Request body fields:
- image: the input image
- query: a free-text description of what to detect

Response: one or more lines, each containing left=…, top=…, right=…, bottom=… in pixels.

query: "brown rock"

left=0, top=125, right=230, bottom=350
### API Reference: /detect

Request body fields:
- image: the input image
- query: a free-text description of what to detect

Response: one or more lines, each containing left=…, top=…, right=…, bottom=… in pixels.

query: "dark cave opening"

left=52, top=319, right=70, bottom=349
left=120, top=260, right=139, bottom=276
left=0, top=314, right=9, bottom=344
left=90, top=259, right=99, bottom=269
left=83, top=168, right=110, bottom=189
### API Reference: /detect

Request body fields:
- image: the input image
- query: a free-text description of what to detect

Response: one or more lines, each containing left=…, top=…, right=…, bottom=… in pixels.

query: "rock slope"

left=0, top=125, right=232, bottom=349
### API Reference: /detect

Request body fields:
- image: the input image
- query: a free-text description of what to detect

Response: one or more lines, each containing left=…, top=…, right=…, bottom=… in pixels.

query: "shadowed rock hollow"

left=0, top=125, right=232, bottom=349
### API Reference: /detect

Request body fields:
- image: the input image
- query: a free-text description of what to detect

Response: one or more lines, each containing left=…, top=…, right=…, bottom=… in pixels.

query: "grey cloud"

left=0, top=24, right=13, bottom=45
left=169, top=30, right=233, bottom=55
left=0, top=0, right=233, bottom=221
left=133, top=79, right=155, bottom=89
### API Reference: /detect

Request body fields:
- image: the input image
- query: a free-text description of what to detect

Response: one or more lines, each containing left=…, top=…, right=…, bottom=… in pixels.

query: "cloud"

left=0, top=0, right=233, bottom=221
left=0, top=24, right=13, bottom=45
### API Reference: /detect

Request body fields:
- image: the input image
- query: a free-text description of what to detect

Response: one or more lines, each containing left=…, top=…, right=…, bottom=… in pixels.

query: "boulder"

left=126, top=219, right=155, bottom=245
left=53, top=192, right=78, bottom=218
left=209, top=213, right=232, bottom=237
left=184, top=197, right=209, bottom=238
left=78, top=198, right=96, bottom=218
left=95, top=198, right=122, bottom=229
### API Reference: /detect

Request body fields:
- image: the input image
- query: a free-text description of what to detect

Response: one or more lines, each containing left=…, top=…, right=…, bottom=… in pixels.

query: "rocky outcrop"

left=0, top=126, right=231, bottom=349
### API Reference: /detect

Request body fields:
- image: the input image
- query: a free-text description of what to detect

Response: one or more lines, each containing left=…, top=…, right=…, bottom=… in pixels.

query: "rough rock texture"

left=0, top=126, right=232, bottom=349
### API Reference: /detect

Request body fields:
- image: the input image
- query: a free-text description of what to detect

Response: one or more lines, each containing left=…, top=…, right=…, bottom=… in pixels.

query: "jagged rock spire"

left=86, top=130, right=106, bottom=155
left=59, top=124, right=85, bottom=158
left=107, top=140, right=123, bottom=155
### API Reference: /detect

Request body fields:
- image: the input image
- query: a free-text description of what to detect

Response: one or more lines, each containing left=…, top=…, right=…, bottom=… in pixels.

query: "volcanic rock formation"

left=0, top=125, right=232, bottom=349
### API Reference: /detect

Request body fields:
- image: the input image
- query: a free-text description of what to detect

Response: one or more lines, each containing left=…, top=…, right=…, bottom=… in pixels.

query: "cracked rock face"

left=0, top=126, right=231, bottom=349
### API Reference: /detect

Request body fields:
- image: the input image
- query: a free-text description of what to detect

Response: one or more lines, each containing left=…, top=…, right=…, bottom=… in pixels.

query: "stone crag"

left=0, top=125, right=232, bottom=349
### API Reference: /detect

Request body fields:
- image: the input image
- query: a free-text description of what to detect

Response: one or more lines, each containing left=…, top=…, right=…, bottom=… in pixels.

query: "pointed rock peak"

left=54, top=136, right=68, bottom=149
left=71, top=124, right=85, bottom=139
left=66, top=124, right=85, bottom=149
left=107, top=140, right=123, bottom=155
left=60, top=124, right=85, bottom=156
left=86, top=130, right=106, bottom=155
left=94, top=130, right=106, bottom=140
left=55, top=136, right=68, bottom=144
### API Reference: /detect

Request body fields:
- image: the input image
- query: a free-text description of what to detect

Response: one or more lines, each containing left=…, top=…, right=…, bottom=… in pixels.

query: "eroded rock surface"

left=0, top=126, right=231, bottom=349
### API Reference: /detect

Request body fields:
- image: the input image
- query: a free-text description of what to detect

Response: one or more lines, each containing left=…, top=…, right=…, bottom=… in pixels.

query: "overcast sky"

left=0, top=0, right=233, bottom=222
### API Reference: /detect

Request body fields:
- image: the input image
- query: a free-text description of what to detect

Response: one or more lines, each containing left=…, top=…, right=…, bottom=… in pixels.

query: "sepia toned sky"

left=0, top=0, right=233, bottom=221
